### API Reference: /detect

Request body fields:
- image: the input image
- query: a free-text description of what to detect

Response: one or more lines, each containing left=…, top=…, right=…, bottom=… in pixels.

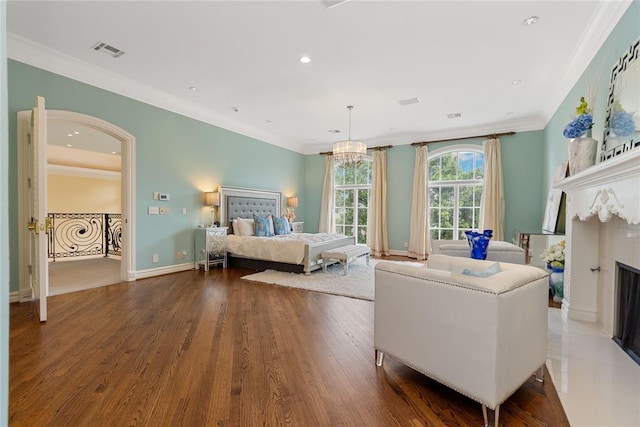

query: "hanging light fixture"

left=332, top=105, right=367, bottom=166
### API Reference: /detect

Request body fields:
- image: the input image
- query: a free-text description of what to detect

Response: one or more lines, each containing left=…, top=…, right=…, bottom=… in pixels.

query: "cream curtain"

left=479, top=137, right=505, bottom=241
left=367, top=150, right=389, bottom=256
left=318, top=155, right=335, bottom=233
left=408, top=146, right=429, bottom=260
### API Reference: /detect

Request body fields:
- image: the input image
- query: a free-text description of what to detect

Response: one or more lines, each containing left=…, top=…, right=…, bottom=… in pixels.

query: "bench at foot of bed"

left=321, top=245, right=371, bottom=276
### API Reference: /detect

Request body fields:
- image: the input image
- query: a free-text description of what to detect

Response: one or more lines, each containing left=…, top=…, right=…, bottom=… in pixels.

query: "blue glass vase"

left=550, top=265, right=564, bottom=303
left=464, top=230, right=493, bottom=260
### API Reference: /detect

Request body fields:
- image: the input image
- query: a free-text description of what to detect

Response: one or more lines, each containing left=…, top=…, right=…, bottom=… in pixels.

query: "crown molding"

left=7, top=33, right=300, bottom=153
left=541, top=1, right=633, bottom=124
left=48, top=164, right=121, bottom=180
left=304, top=115, right=546, bottom=155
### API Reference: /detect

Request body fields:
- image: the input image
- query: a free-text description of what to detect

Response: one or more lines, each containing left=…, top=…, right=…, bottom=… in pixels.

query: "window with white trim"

left=334, top=158, right=372, bottom=244
left=428, top=147, right=484, bottom=240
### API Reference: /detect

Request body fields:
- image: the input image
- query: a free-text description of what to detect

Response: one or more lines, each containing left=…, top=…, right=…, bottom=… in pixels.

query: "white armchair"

left=374, top=254, right=548, bottom=426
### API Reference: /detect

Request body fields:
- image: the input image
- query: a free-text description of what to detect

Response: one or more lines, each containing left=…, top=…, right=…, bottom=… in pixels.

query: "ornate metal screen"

left=47, top=213, right=122, bottom=260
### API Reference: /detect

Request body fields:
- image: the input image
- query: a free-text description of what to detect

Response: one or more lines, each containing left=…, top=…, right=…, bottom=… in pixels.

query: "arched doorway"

left=17, top=109, right=136, bottom=299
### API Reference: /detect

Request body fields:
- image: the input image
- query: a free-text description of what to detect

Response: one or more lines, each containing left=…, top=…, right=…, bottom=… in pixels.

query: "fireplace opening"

left=614, top=262, right=640, bottom=366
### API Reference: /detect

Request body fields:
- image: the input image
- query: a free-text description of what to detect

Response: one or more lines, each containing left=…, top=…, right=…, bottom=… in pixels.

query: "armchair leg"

left=375, top=350, right=384, bottom=367
left=482, top=404, right=500, bottom=427
left=533, top=364, right=545, bottom=383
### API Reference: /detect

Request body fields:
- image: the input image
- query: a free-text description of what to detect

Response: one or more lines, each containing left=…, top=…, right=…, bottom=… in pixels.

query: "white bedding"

left=226, top=232, right=347, bottom=264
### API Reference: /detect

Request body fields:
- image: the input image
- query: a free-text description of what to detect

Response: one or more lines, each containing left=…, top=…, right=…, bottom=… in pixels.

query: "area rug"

left=241, top=258, right=424, bottom=301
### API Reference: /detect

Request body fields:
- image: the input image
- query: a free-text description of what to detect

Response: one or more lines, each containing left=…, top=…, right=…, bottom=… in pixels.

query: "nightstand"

left=291, top=221, right=304, bottom=233
left=195, top=227, right=228, bottom=271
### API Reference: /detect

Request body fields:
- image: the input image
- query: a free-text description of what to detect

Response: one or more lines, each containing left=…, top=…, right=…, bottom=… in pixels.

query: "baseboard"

left=389, top=249, right=409, bottom=257
left=563, top=301, right=598, bottom=322
left=10, top=291, right=20, bottom=303
left=135, top=262, right=194, bottom=279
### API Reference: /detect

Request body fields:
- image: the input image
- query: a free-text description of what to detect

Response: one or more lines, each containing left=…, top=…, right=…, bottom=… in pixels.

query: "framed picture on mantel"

left=542, top=161, right=569, bottom=233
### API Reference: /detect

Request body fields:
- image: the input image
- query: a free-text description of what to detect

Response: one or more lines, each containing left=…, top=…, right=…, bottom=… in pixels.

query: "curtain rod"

left=318, top=144, right=393, bottom=155
left=410, top=131, right=516, bottom=147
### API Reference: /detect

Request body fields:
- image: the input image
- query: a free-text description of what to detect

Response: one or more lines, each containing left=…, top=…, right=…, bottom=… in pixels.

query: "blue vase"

left=550, top=266, right=564, bottom=303
left=464, top=230, right=493, bottom=260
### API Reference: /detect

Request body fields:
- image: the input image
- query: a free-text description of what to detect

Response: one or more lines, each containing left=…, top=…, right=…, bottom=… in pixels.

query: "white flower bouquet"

left=540, top=240, right=565, bottom=268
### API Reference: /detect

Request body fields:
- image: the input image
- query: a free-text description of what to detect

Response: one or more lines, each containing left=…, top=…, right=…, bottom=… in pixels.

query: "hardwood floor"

left=9, top=265, right=569, bottom=426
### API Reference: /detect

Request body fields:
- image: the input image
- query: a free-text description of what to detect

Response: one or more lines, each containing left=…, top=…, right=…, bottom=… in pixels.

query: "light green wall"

left=304, top=130, right=545, bottom=250
left=1, top=2, right=9, bottom=424
left=544, top=2, right=640, bottom=190
left=8, top=60, right=305, bottom=289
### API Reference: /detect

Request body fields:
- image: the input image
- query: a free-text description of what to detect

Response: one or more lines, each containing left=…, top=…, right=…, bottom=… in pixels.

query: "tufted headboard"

left=219, top=186, right=282, bottom=231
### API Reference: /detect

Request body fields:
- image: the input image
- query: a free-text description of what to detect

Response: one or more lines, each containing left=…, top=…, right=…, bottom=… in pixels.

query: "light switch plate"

left=148, top=206, right=159, bottom=215
left=159, top=207, right=170, bottom=215
left=159, top=193, right=170, bottom=201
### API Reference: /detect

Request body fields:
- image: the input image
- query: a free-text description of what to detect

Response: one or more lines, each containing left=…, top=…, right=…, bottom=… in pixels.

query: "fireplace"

left=556, top=148, right=640, bottom=335
left=614, top=262, right=640, bottom=365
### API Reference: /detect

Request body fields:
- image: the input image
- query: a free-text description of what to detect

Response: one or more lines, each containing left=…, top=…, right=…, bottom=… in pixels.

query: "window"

left=429, top=147, right=484, bottom=241
left=334, top=158, right=372, bottom=244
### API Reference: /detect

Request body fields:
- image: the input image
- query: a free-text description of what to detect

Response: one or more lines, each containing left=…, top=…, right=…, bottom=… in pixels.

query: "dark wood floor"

left=9, top=263, right=569, bottom=426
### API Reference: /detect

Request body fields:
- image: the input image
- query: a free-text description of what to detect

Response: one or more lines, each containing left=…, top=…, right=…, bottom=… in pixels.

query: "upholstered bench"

left=321, top=244, right=370, bottom=275
left=437, top=240, right=526, bottom=264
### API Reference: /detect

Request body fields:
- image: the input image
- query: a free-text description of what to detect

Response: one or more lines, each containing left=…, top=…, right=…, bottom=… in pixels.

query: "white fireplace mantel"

left=557, top=149, right=640, bottom=224
left=554, top=148, right=640, bottom=329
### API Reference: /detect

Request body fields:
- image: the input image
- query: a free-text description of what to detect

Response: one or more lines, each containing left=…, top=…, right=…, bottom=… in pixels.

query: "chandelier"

left=332, top=105, right=367, bottom=166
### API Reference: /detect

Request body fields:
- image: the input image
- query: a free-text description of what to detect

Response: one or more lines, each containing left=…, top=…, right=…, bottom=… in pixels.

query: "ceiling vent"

left=328, top=129, right=341, bottom=134
left=399, top=97, right=420, bottom=106
left=91, top=42, right=125, bottom=58
left=447, top=112, right=462, bottom=119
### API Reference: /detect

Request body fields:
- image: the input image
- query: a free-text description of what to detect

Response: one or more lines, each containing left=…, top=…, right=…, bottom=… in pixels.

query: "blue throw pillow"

left=273, top=216, right=290, bottom=235
left=253, top=213, right=274, bottom=237
left=461, top=262, right=501, bottom=278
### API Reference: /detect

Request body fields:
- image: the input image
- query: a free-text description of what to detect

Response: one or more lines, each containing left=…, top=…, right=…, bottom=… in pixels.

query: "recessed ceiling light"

left=512, top=80, right=522, bottom=85
left=189, top=86, right=198, bottom=91
left=111, top=151, right=117, bottom=154
left=523, top=16, right=539, bottom=26
left=73, top=131, right=79, bottom=135
left=299, top=56, right=311, bottom=64
left=67, top=133, right=73, bottom=137
left=66, top=144, right=72, bottom=147
left=232, top=107, right=239, bottom=112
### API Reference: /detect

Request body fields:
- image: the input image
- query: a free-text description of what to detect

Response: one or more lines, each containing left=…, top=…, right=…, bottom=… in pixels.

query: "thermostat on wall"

left=159, top=193, right=170, bottom=201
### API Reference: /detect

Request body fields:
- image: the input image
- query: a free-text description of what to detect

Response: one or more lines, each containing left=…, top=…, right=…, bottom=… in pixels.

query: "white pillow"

left=237, top=218, right=255, bottom=237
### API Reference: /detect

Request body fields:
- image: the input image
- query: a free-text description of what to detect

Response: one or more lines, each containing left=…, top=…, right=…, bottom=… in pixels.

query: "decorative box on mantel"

left=555, top=149, right=640, bottom=334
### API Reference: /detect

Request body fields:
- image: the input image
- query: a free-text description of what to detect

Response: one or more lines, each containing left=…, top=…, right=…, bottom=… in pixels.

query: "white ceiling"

left=7, top=1, right=632, bottom=155
left=48, top=120, right=121, bottom=155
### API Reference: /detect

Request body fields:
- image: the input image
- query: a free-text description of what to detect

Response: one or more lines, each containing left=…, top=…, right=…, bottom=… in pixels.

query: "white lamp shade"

left=204, top=191, right=220, bottom=207
left=287, top=196, right=298, bottom=208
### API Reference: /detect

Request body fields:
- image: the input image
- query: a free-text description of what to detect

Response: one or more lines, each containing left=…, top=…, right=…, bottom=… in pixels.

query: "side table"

left=195, top=227, right=228, bottom=271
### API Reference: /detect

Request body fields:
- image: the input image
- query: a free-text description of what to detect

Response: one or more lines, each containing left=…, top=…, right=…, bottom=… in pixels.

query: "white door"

left=27, top=96, right=49, bottom=322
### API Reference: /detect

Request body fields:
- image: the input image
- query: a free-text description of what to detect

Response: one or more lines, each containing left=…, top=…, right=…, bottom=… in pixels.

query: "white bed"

left=219, top=186, right=355, bottom=274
